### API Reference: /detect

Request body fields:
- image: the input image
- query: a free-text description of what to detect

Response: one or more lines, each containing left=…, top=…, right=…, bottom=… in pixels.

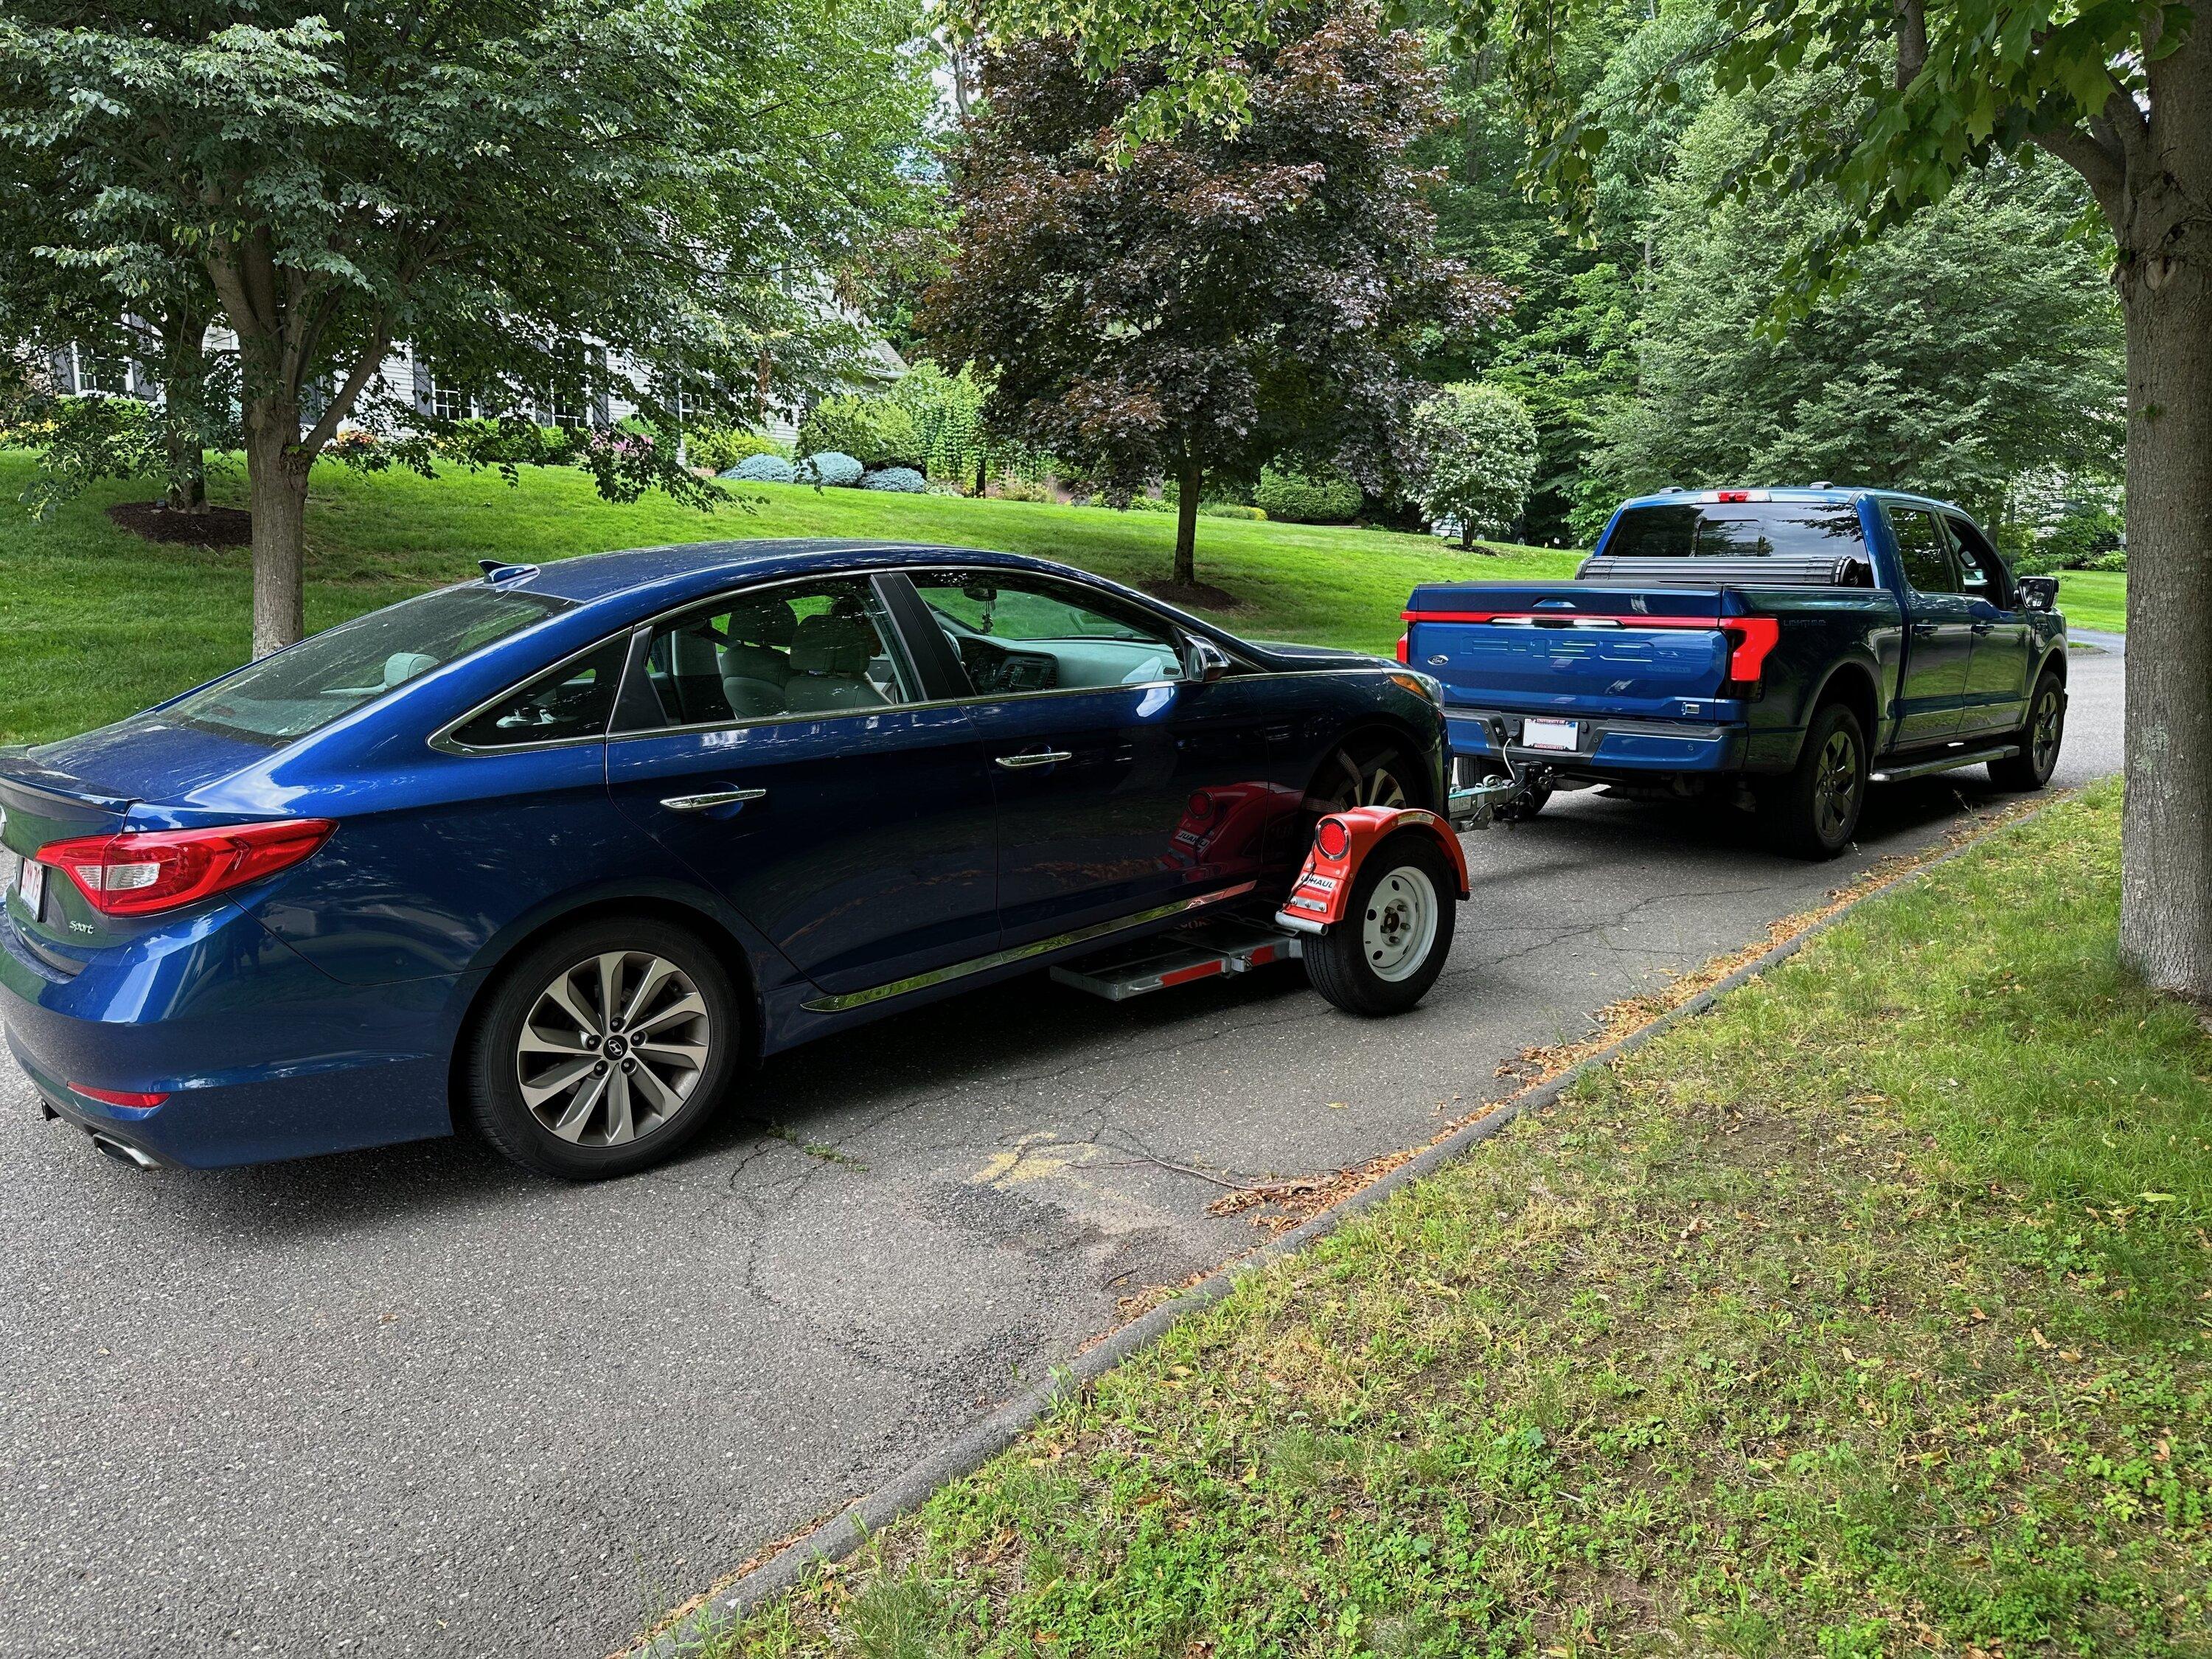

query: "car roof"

left=482, top=539, right=1099, bottom=614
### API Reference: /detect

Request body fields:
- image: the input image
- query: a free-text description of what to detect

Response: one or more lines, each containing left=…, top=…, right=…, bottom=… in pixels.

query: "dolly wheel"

left=1304, top=832, right=1458, bottom=1016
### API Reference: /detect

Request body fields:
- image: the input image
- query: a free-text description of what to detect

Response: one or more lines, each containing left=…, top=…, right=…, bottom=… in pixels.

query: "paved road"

left=0, top=643, right=2122, bottom=1658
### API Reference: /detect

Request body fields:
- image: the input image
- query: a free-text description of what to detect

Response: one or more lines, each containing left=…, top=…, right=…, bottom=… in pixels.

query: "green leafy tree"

left=1406, top=380, right=1540, bottom=547
left=0, top=0, right=933, bottom=655
left=1588, top=80, right=2124, bottom=523
left=920, top=3, right=1505, bottom=589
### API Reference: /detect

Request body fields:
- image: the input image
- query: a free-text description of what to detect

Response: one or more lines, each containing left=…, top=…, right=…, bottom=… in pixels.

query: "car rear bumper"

left=1, top=908, right=460, bottom=1169
left=1447, top=706, right=1749, bottom=774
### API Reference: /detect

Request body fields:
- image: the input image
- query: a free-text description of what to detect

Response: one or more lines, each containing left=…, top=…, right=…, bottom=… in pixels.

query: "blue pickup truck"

left=1402, top=487, right=2068, bottom=858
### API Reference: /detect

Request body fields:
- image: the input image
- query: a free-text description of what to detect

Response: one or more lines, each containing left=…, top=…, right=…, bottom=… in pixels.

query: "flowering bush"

left=860, top=466, right=927, bottom=493
left=797, top=451, right=864, bottom=487
left=1406, top=382, right=1538, bottom=550
left=726, top=453, right=798, bottom=484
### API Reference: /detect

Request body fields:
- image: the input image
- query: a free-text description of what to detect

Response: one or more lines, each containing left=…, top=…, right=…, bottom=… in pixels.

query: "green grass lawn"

left=0, top=452, right=1580, bottom=745
left=2059, top=569, right=2126, bottom=634
left=699, top=779, right=2211, bottom=1658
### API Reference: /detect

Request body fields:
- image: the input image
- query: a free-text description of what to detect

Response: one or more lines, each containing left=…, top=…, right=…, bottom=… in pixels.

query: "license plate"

left=1520, top=717, right=1580, bottom=752
left=11, top=855, right=43, bottom=917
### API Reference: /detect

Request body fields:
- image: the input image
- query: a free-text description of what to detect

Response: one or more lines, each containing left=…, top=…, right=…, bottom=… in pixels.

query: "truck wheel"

left=1761, top=702, right=1866, bottom=860
left=1304, top=832, right=1457, bottom=1016
left=462, top=917, right=740, bottom=1180
left=1987, top=671, right=2065, bottom=790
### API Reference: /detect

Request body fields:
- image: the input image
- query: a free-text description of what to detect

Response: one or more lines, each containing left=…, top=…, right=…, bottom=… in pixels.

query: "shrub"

left=1203, top=502, right=1267, bottom=520
left=688, top=428, right=785, bottom=473
left=2042, top=503, right=2125, bottom=571
left=796, top=450, right=864, bottom=487
left=799, top=395, right=923, bottom=470
left=1254, top=466, right=1360, bottom=523
left=860, top=466, right=927, bottom=493
left=726, top=453, right=797, bottom=484
left=1407, top=381, right=1538, bottom=550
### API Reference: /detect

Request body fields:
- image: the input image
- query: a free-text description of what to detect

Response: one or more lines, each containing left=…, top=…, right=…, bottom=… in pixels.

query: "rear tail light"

left=1315, top=817, right=1352, bottom=859
left=1394, top=633, right=1409, bottom=664
left=37, top=818, right=335, bottom=917
left=1719, top=616, right=1782, bottom=682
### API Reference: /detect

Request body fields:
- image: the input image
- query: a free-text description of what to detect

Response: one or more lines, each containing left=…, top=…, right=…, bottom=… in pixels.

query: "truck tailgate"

left=1403, top=585, right=1773, bottom=720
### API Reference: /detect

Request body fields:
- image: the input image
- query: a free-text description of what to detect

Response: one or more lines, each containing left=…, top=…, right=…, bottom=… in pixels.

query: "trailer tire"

left=1304, top=832, right=1457, bottom=1016
left=1759, top=701, right=1866, bottom=860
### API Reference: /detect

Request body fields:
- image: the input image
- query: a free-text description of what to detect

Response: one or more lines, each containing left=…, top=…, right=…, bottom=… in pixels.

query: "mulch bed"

left=105, top=500, right=253, bottom=547
left=1141, top=577, right=1244, bottom=611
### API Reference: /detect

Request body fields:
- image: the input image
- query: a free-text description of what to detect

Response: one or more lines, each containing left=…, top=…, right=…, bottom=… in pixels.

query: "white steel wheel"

left=1361, top=866, right=1439, bottom=983
left=517, top=950, right=712, bottom=1146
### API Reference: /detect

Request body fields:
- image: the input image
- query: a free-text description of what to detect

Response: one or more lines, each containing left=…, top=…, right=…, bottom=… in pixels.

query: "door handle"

left=660, top=788, right=767, bottom=812
left=1910, top=622, right=1941, bottom=637
left=1970, top=621, right=1994, bottom=636
left=995, top=751, right=1073, bottom=770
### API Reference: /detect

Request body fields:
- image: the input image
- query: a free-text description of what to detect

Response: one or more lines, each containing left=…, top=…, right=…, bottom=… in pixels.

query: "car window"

left=446, top=637, right=629, bottom=748
left=1887, top=508, right=1961, bottom=594
left=169, top=583, right=570, bottom=743
left=627, top=577, right=914, bottom=729
left=1941, top=515, right=2006, bottom=604
left=908, top=572, right=1187, bottom=696
left=1604, top=504, right=1868, bottom=560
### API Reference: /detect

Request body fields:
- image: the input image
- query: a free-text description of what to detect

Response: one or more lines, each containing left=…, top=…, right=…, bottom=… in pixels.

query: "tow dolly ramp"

left=1050, top=917, right=1304, bottom=1002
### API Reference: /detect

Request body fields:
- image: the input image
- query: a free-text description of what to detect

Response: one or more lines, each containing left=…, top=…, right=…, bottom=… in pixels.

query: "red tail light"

left=70, top=1084, right=170, bottom=1110
left=37, top=819, right=335, bottom=917
left=1394, top=633, right=1409, bottom=664
left=1720, top=616, right=1782, bottom=681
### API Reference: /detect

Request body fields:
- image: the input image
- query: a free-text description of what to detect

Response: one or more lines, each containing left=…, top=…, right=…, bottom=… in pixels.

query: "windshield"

left=1605, top=503, right=1868, bottom=560
left=169, top=585, right=571, bottom=742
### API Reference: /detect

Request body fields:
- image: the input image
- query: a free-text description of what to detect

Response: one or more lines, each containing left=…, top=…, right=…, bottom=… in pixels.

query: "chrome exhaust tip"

left=88, top=1131, right=159, bottom=1170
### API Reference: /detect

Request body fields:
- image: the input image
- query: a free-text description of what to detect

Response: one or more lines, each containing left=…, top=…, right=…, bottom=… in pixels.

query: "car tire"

left=1759, top=701, right=1867, bottom=860
left=462, top=917, right=740, bottom=1180
left=1987, top=670, right=2065, bottom=790
left=1316, top=742, right=1421, bottom=812
left=1304, top=832, right=1457, bottom=1016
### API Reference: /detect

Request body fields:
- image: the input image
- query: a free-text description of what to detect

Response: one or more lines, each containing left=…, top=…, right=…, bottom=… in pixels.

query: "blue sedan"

left=1, top=541, right=1451, bottom=1178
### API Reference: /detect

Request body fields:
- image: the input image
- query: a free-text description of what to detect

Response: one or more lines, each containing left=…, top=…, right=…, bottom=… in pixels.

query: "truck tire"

left=1304, top=832, right=1457, bottom=1016
left=1987, top=670, right=2065, bottom=790
left=1760, top=702, right=1867, bottom=860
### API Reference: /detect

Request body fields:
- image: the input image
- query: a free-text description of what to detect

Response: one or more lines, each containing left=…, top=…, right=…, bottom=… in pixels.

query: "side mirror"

left=1182, top=635, right=1231, bottom=683
left=2018, top=575, right=2059, bottom=613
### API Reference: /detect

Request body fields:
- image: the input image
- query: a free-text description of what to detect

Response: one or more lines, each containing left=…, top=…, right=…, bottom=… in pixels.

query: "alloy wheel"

left=515, top=950, right=712, bottom=1146
left=1326, top=749, right=1410, bottom=811
left=1813, top=728, right=1861, bottom=843
left=2031, top=686, right=2062, bottom=775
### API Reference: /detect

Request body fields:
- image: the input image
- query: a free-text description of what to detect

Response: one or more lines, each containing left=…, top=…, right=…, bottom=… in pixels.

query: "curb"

left=644, top=796, right=2064, bottom=1654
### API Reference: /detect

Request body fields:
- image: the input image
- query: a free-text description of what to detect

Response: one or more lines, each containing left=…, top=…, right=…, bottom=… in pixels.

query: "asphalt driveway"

left=0, top=643, right=2123, bottom=1658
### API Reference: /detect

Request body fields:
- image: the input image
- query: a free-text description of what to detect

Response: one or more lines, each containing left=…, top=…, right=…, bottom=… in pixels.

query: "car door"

left=604, top=574, right=1001, bottom=998
left=1883, top=504, right=1976, bottom=747
left=1942, top=512, right=2034, bottom=736
left=896, top=568, right=1291, bottom=946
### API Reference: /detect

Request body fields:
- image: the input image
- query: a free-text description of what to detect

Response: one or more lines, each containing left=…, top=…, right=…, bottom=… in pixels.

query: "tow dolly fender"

left=1273, top=807, right=1470, bottom=933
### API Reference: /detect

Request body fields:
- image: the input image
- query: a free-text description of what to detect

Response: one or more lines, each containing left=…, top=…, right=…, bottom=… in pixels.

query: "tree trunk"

left=2118, top=252, right=2212, bottom=997
left=1174, top=455, right=1202, bottom=587
left=159, top=308, right=209, bottom=514
left=164, top=422, right=207, bottom=514
left=2115, top=33, right=2212, bottom=999
left=244, top=404, right=310, bottom=658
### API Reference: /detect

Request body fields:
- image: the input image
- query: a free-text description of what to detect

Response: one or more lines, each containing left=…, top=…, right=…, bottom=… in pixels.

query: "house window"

left=543, top=342, right=602, bottom=430
left=70, top=344, right=136, bottom=397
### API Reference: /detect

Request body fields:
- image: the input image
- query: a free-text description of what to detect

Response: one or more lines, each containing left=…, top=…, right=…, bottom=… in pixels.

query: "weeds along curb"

left=643, top=795, right=2068, bottom=1655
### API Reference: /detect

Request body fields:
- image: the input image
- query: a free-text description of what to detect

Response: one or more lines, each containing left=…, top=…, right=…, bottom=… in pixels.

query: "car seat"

left=719, top=597, right=796, bottom=718
left=783, top=611, right=889, bottom=712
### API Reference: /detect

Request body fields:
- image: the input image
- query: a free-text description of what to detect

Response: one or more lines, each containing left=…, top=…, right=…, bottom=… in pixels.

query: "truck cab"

left=1402, top=487, right=2069, bottom=858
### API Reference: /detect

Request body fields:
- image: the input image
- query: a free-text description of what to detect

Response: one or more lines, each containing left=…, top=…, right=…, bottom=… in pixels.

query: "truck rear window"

left=1605, top=504, right=1868, bottom=560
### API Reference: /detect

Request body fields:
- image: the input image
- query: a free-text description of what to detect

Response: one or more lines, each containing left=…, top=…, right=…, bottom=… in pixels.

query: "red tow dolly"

left=1050, top=721, right=1528, bottom=1017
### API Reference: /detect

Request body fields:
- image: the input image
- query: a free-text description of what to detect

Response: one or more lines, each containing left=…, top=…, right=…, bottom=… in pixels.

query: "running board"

left=1871, top=743, right=2020, bottom=784
left=1050, top=918, right=1303, bottom=1003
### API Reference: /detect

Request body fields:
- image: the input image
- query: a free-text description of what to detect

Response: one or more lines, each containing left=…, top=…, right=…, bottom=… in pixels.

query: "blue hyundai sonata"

left=0, top=541, right=1450, bottom=1178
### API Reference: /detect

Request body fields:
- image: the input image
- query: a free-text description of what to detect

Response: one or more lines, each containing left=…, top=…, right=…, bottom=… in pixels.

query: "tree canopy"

left=920, top=1, right=1506, bottom=587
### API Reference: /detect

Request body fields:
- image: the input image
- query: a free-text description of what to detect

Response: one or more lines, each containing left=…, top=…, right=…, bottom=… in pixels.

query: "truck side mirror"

left=2018, top=575, right=2059, bottom=613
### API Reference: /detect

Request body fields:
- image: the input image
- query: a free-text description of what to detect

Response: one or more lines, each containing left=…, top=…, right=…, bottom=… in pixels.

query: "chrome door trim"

left=799, top=880, right=1259, bottom=1013
left=994, top=751, right=1074, bottom=769
left=659, top=788, right=768, bottom=812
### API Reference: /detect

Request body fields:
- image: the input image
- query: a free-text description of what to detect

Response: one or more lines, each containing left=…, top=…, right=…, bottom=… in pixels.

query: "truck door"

left=1942, top=512, right=2034, bottom=737
left=1884, top=505, right=1975, bottom=747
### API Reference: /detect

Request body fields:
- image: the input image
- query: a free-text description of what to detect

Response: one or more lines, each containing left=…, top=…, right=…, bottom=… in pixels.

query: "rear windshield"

left=1604, top=503, right=1868, bottom=560
left=169, top=585, right=571, bottom=742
